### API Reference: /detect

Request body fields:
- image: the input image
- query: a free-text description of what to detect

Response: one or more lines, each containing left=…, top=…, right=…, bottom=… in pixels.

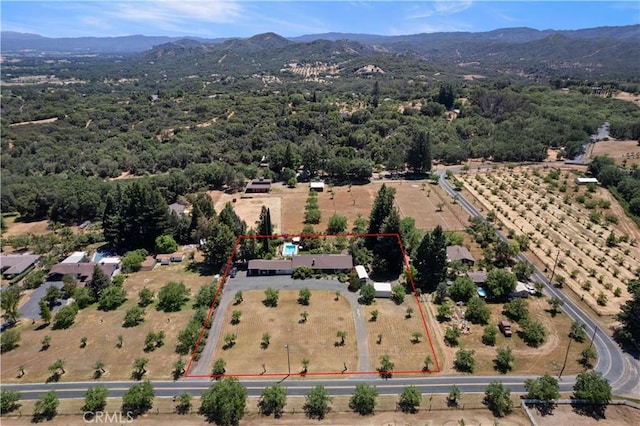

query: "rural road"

left=189, top=275, right=372, bottom=376
left=4, top=165, right=638, bottom=402
left=438, top=170, right=639, bottom=397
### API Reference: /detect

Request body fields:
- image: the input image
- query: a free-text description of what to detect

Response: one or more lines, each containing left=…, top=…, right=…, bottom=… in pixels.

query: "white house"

left=575, top=177, right=599, bottom=185
left=373, top=282, right=392, bottom=298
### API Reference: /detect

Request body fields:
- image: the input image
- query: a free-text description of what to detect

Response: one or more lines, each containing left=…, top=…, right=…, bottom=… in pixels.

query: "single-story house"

left=354, top=265, right=369, bottom=283
left=140, top=256, right=157, bottom=271
left=373, top=282, right=392, bottom=298
left=156, top=255, right=171, bottom=266
left=247, top=259, right=293, bottom=276
left=508, top=282, right=530, bottom=299
left=49, top=262, right=119, bottom=283
left=245, top=178, right=272, bottom=194
left=292, top=254, right=353, bottom=273
left=0, top=253, right=41, bottom=278
left=61, top=251, right=89, bottom=264
left=467, top=271, right=488, bottom=285
left=447, top=245, right=475, bottom=266
left=575, top=177, right=599, bottom=185
left=168, top=202, right=188, bottom=216
left=310, top=182, right=325, bottom=192
left=170, top=253, right=185, bottom=262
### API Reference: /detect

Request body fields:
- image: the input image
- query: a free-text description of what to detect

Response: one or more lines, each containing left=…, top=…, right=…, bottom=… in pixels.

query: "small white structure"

left=575, top=177, right=599, bottom=185
left=310, top=181, right=325, bottom=192
left=61, top=251, right=88, bottom=264
left=373, top=282, right=392, bottom=298
left=355, top=265, right=369, bottom=283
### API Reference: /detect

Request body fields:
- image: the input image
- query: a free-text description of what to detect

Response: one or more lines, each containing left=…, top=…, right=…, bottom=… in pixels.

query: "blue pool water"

left=92, top=251, right=107, bottom=263
left=282, top=243, right=298, bottom=257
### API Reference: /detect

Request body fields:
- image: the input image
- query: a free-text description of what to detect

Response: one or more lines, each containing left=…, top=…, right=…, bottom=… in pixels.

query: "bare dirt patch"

left=1, top=262, right=212, bottom=383
left=532, top=403, right=640, bottom=426
left=2, top=219, right=50, bottom=238
left=364, top=296, right=438, bottom=373
left=208, top=290, right=358, bottom=376
left=8, top=117, right=58, bottom=127
left=209, top=191, right=283, bottom=234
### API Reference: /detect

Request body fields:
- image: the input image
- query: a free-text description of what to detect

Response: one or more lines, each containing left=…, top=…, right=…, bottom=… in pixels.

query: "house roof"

left=49, top=262, right=118, bottom=279
left=467, top=271, right=488, bottom=283
left=310, top=182, right=325, bottom=188
left=247, top=259, right=292, bottom=270
left=141, top=256, right=157, bottom=268
left=168, top=203, right=187, bottom=215
left=355, top=265, right=369, bottom=279
left=447, top=245, right=475, bottom=262
left=61, top=251, right=88, bottom=264
left=0, top=254, right=41, bottom=275
left=246, top=179, right=272, bottom=190
left=373, top=282, right=392, bottom=292
left=292, top=254, right=353, bottom=270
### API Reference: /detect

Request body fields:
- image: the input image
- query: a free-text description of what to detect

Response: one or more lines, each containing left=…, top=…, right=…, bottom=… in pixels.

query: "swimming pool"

left=282, top=243, right=298, bottom=257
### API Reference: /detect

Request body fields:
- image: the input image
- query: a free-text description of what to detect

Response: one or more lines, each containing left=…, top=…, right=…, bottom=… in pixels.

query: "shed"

left=140, top=256, right=157, bottom=271
left=170, top=253, right=185, bottom=262
left=245, top=178, right=272, bottom=193
left=575, top=177, right=599, bottom=185
left=310, top=182, right=325, bottom=192
left=373, top=282, right=392, bottom=298
left=354, top=265, right=369, bottom=283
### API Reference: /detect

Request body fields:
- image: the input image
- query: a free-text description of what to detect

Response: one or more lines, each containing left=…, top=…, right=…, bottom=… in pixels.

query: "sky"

left=1, top=1, right=639, bottom=39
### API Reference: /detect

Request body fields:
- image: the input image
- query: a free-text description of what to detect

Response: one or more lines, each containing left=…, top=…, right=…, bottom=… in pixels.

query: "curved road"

left=4, top=170, right=638, bottom=402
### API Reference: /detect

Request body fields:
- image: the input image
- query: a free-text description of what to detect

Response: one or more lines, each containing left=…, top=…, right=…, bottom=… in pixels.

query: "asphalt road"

left=438, top=171, right=639, bottom=397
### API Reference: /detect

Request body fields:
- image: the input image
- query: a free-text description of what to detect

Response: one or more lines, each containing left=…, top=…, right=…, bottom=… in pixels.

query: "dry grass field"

left=532, top=403, right=640, bottom=426
left=1, top=261, right=213, bottom=383
left=207, top=290, right=358, bottom=376
left=210, top=179, right=468, bottom=235
left=426, top=297, right=593, bottom=376
left=588, top=139, right=640, bottom=167
left=363, top=296, right=438, bottom=373
left=458, top=166, right=639, bottom=316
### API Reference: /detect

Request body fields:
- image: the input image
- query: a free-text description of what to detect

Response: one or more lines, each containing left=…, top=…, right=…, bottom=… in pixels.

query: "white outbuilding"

left=373, top=282, right=392, bottom=298
left=575, top=177, right=599, bottom=185
left=355, top=265, right=369, bottom=283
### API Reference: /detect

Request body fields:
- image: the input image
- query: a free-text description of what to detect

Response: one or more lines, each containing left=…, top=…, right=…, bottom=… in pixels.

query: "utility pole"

left=284, top=343, right=291, bottom=376
left=589, top=326, right=598, bottom=350
left=558, top=337, right=572, bottom=379
left=549, top=250, right=560, bottom=285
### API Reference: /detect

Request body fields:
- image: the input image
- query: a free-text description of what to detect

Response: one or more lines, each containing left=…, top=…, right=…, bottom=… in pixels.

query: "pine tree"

left=367, top=184, right=396, bottom=247
left=373, top=208, right=403, bottom=275
left=102, top=193, right=121, bottom=247
left=406, top=127, right=433, bottom=173
left=414, top=225, right=448, bottom=292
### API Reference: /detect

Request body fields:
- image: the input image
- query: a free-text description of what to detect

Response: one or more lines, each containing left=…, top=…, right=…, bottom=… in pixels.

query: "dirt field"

left=1, top=261, right=212, bottom=383
left=588, top=140, right=640, bottom=167
left=363, top=296, right=438, bottom=373
left=1, top=394, right=532, bottom=425
left=532, top=403, right=640, bottom=426
left=458, top=166, right=639, bottom=316
left=2, top=218, right=50, bottom=238
left=208, top=290, right=358, bottom=375
left=427, top=296, right=593, bottom=375
left=211, top=180, right=469, bottom=236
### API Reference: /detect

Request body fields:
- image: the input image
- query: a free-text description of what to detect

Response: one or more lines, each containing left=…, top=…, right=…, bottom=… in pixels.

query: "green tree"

left=39, top=299, right=52, bottom=324
left=172, top=358, right=186, bottom=380
left=391, top=285, right=406, bottom=304
left=423, top=354, right=434, bottom=371
left=349, top=383, right=378, bottom=415
left=0, top=286, right=21, bottom=324
left=257, top=206, right=273, bottom=254
left=202, top=221, right=236, bottom=268
left=466, top=297, right=491, bottom=325
left=93, top=361, right=105, bottom=379
left=414, top=225, right=447, bottom=292
left=448, top=385, right=461, bottom=407
left=144, top=331, right=165, bottom=352
left=521, top=321, right=547, bottom=347
left=337, top=330, right=347, bottom=346
left=41, top=335, right=52, bottom=351
left=231, top=310, right=242, bottom=325
left=378, top=354, right=394, bottom=379
left=123, top=306, right=145, bottom=327
left=298, top=287, right=311, bottom=305
left=370, top=309, right=379, bottom=321
left=482, top=324, right=499, bottom=346
left=155, top=234, right=178, bottom=253
left=486, top=268, right=517, bottom=300
left=132, top=357, right=149, bottom=380
left=303, top=385, right=332, bottom=419
left=503, top=298, right=530, bottom=323
left=367, top=184, right=396, bottom=243
left=97, top=285, right=127, bottom=311
left=445, top=326, right=461, bottom=346
left=52, top=302, right=79, bottom=329
left=359, top=284, right=375, bottom=305
left=301, top=357, right=310, bottom=373
left=176, top=393, right=193, bottom=415
left=372, top=208, right=403, bottom=275
left=212, top=358, right=227, bottom=377
left=157, top=281, right=189, bottom=312
left=573, top=371, right=612, bottom=419
left=437, top=300, right=453, bottom=322
left=264, top=287, right=279, bottom=307
left=580, top=346, right=597, bottom=368
left=261, top=332, right=271, bottom=349
left=570, top=321, right=588, bottom=343
left=326, top=214, right=348, bottom=234
left=234, top=291, right=243, bottom=305
left=454, top=348, right=476, bottom=373
left=494, top=346, right=515, bottom=373
left=138, top=287, right=154, bottom=307
left=82, top=385, right=108, bottom=414
left=199, top=378, right=248, bottom=425
left=411, top=331, right=423, bottom=343
left=513, top=261, right=535, bottom=281
left=32, top=390, right=59, bottom=422
left=524, top=374, right=560, bottom=415
left=406, top=127, right=432, bottom=173
left=483, top=381, right=513, bottom=417
left=616, top=279, right=640, bottom=346
left=122, top=380, right=155, bottom=418
left=43, top=285, right=63, bottom=308
left=398, top=385, right=422, bottom=413
left=449, top=276, right=476, bottom=302
left=258, top=384, right=287, bottom=418
left=87, top=265, right=111, bottom=299
left=548, top=296, right=564, bottom=317
left=0, top=389, right=21, bottom=414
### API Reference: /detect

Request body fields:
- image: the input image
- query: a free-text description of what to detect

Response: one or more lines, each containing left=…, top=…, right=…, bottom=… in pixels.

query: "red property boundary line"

left=184, top=233, right=441, bottom=378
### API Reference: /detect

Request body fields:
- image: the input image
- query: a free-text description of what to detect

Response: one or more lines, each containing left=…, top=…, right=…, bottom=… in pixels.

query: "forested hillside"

left=1, top=31, right=640, bottom=226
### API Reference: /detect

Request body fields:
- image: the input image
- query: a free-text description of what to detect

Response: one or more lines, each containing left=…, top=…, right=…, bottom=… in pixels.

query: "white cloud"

left=407, top=0, right=474, bottom=20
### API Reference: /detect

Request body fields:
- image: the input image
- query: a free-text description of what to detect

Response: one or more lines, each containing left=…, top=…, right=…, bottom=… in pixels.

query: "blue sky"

left=1, top=1, right=638, bottom=38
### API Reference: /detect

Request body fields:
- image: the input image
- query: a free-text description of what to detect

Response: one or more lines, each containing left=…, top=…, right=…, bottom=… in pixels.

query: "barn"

left=373, top=282, right=392, bottom=298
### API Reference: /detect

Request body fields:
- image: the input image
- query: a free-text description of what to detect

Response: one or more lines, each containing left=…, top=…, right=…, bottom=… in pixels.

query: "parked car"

left=499, top=320, right=512, bottom=337
left=229, top=267, right=237, bottom=278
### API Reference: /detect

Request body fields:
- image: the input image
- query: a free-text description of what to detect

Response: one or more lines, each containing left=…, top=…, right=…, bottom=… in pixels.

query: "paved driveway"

left=18, top=281, right=65, bottom=320
left=189, top=273, right=372, bottom=376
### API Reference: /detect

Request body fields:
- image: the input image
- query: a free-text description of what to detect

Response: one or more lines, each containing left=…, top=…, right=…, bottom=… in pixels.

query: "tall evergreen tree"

left=373, top=208, right=404, bottom=275
left=406, top=127, right=432, bottom=173
left=414, top=225, right=448, bottom=292
left=367, top=184, right=396, bottom=247
left=258, top=206, right=273, bottom=254
left=203, top=222, right=236, bottom=269
left=102, top=193, right=121, bottom=247
left=88, top=265, right=111, bottom=299
left=219, top=202, right=246, bottom=237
